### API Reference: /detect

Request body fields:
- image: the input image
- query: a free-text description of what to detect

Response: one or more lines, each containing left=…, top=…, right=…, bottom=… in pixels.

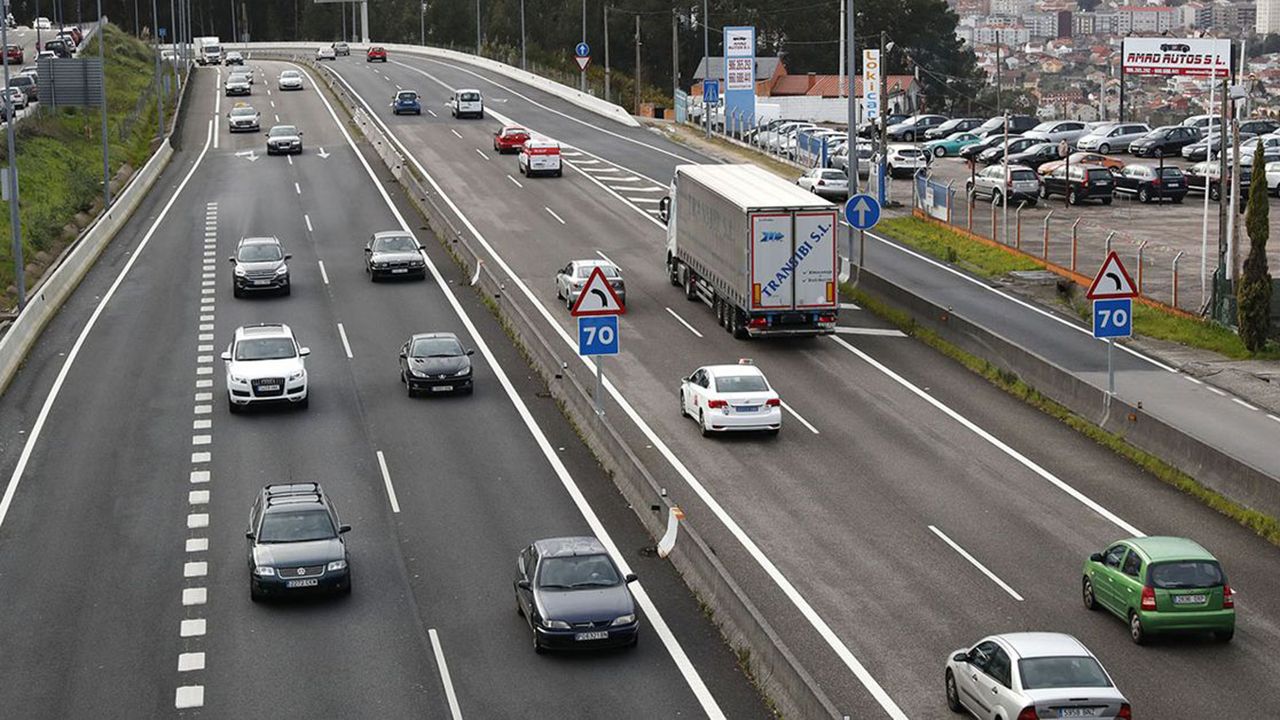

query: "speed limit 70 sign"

left=1093, top=298, right=1132, bottom=339
left=578, top=316, right=619, bottom=356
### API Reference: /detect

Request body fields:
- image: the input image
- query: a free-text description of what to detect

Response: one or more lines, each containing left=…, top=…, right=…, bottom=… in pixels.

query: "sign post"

left=1087, top=251, right=1138, bottom=397
left=571, top=266, right=626, bottom=416
left=574, top=41, right=591, bottom=76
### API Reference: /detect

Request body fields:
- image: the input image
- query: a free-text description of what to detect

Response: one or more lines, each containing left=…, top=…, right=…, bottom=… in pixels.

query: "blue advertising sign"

left=844, top=194, right=881, bottom=230
left=702, top=79, right=719, bottom=106
left=578, top=316, right=619, bottom=356
left=722, top=26, right=755, bottom=128
left=575, top=41, right=590, bottom=58
left=1092, top=298, right=1133, bottom=339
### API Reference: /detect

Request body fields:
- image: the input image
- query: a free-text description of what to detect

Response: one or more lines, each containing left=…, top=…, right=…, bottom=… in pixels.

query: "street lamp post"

left=475, top=0, right=481, bottom=55
left=153, top=0, right=164, bottom=139
left=420, top=2, right=425, bottom=46
left=580, top=0, right=586, bottom=93
left=1, top=2, right=24, bottom=309
left=702, top=0, right=708, bottom=139
left=520, top=0, right=526, bottom=69
left=98, top=0, right=109, bottom=207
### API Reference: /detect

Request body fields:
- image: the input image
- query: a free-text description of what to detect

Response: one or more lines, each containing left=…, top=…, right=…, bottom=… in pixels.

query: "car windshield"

left=269, top=126, right=298, bottom=137
left=714, top=374, right=769, bottom=393
left=575, top=264, right=619, bottom=278
left=229, top=74, right=248, bottom=83
left=538, top=554, right=621, bottom=588
left=1149, top=560, right=1224, bottom=589
left=1018, top=657, right=1113, bottom=690
left=1085, top=168, right=1112, bottom=180
left=460, top=92, right=480, bottom=102
left=230, top=107, right=256, bottom=117
left=258, top=509, right=336, bottom=543
left=235, top=338, right=296, bottom=361
left=281, top=71, right=299, bottom=79
left=411, top=337, right=463, bottom=357
left=373, top=235, right=417, bottom=252
left=238, top=244, right=282, bottom=262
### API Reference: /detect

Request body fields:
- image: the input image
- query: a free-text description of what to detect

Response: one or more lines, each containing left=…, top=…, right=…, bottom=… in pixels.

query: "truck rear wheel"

left=684, top=270, right=697, bottom=301
left=668, top=258, right=680, bottom=286
left=731, top=310, right=749, bottom=340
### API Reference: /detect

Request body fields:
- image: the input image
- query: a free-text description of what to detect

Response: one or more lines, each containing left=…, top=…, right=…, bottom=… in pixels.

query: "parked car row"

left=960, top=157, right=1257, bottom=207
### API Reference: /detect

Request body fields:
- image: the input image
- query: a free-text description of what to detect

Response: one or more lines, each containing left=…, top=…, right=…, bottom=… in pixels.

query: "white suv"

left=222, top=324, right=310, bottom=413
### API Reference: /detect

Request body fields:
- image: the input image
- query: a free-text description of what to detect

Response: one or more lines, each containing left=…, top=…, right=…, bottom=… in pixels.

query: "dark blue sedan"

left=392, top=90, right=421, bottom=116
left=515, top=537, right=640, bottom=652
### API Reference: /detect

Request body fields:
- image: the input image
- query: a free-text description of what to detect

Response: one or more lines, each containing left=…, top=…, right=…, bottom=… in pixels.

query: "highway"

left=0, top=61, right=767, bottom=718
left=317, top=49, right=1280, bottom=718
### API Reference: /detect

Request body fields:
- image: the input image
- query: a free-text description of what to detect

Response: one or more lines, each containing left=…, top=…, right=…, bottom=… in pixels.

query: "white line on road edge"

left=318, top=260, right=330, bottom=285
left=375, top=450, right=401, bottom=513
left=1268, top=414, right=1280, bottom=424
left=1232, top=398, right=1259, bottom=411
left=305, top=214, right=314, bottom=232
left=313, top=64, right=725, bottom=719
left=928, top=525, right=1024, bottom=601
left=545, top=207, right=566, bottom=224
left=831, top=335, right=1144, bottom=537
left=1208, top=386, right=1227, bottom=396
left=780, top=401, right=820, bottom=435
left=834, top=327, right=907, bottom=338
left=664, top=307, right=703, bottom=338
left=506, top=174, right=523, bottom=188
left=213, top=71, right=221, bottom=149
left=0, top=120, right=215, bottom=533
left=429, top=629, right=464, bottom=720
left=336, top=322, right=354, bottom=358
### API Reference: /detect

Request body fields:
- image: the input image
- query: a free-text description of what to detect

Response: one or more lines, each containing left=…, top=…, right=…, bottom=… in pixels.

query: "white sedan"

left=795, top=167, right=848, bottom=201
left=315, top=46, right=336, bottom=61
left=277, top=70, right=304, bottom=91
left=1267, top=161, right=1280, bottom=197
left=679, top=361, right=781, bottom=436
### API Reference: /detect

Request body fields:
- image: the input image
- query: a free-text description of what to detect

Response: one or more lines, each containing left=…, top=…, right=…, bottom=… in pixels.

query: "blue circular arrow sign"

left=844, top=193, right=881, bottom=230
left=575, top=41, right=591, bottom=57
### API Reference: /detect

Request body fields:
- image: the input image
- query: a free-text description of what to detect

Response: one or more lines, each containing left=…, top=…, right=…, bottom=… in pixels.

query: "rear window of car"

left=714, top=374, right=769, bottom=393
left=897, top=148, right=922, bottom=157
left=460, top=92, right=480, bottom=102
left=1159, top=167, right=1184, bottom=179
left=1011, top=169, right=1037, bottom=182
left=1149, top=560, right=1224, bottom=589
left=575, top=264, right=619, bottom=278
left=821, top=170, right=845, bottom=180
left=1085, top=168, right=1113, bottom=181
left=1018, top=657, right=1113, bottom=690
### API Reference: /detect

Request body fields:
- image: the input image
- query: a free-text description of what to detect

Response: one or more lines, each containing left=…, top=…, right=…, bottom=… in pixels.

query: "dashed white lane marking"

left=193, top=419, right=211, bottom=430
left=840, top=302, right=861, bottom=310
left=1233, top=398, right=1259, bottom=411
left=187, top=513, right=209, bottom=529
left=545, top=207, right=566, bottom=224
left=376, top=451, right=402, bottom=513
left=196, top=379, right=213, bottom=389
left=178, top=653, right=206, bottom=672
left=604, top=176, right=642, bottom=183
left=179, top=619, right=206, bottom=637
left=929, top=525, right=1024, bottom=601
left=450, top=128, right=462, bottom=139
left=305, top=214, right=314, bottom=232
left=474, top=148, right=488, bottom=160
left=835, top=327, right=907, bottom=338
left=192, top=435, right=211, bottom=446
left=1208, top=386, right=1227, bottom=396
left=194, top=406, right=212, bottom=416
left=628, top=197, right=660, bottom=203
left=781, top=401, right=820, bottom=434
left=175, top=686, right=204, bottom=709
left=571, top=157, right=598, bottom=164
left=427, top=108, right=437, bottom=117
left=185, top=538, right=209, bottom=552
left=1186, top=377, right=1204, bottom=385
left=1267, top=413, right=1280, bottom=424
left=395, top=83, right=402, bottom=90
left=507, top=174, right=523, bottom=188
left=619, top=185, right=665, bottom=192
left=274, top=113, right=280, bottom=122
left=189, top=490, right=210, bottom=505
left=294, top=182, right=301, bottom=195
left=429, top=630, right=464, bottom=720
left=183, top=562, right=208, bottom=578
left=288, top=155, right=294, bottom=166
left=270, top=99, right=275, bottom=108
left=182, top=588, right=207, bottom=606
left=664, top=307, right=703, bottom=338
left=594, top=250, right=616, bottom=265
left=337, top=323, right=354, bottom=358
left=318, top=260, right=330, bottom=285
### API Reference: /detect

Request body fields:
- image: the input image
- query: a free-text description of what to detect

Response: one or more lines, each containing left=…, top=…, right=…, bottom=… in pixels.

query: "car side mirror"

left=284, top=254, right=292, bottom=260
left=339, top=524, right=351, bottom=533
left=364, top=247, right=372, bottom=253
left=657, top=196, right=670, bottom=225
left=465, top=349, right=474, bottom=356
left=624, top=573, right=638, bottom=583
left=245, top=530, right=254, bottom=539
left=299, top=347, right=311, bottom=357
left=952, top=652, right=968, bottom=663
left=417, top=244, right=426, bottom=251
left=1090, top=552, right=1104, bottom=563
left=299, top=131, right=304, bottom=136
left=517, top=579, right=531, bottom=590
left=228, top=256, right=236, bottom=263
left=220, top=351, right=232, bottom=361
left=399, top=351, right=407, bottom=358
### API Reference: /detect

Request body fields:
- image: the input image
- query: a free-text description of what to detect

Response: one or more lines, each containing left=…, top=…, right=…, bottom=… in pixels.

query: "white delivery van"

left=450, top=89, right=484, bottom=119
left=518, top=138, right=562, bottom=177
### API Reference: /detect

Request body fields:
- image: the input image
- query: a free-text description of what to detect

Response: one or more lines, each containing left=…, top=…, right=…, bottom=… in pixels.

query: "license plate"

left=252, top=279, right=271, bottom=286
left=734, top=405, right=758, bottom=412
left=258, top=384, right=280, bottom=392
left=285, top=579, right=318, bottom=588
left=1058, top=709, right=1099, bottom=718
left=575, top=631, right=608, bottom=641
left=1094, top=181, right=1108, bottom=186
left=1173, top=594, right=1207, bottom=605
left=432, top=385, right=453, bottom=392
left=391, top=268, right=408, bottom=274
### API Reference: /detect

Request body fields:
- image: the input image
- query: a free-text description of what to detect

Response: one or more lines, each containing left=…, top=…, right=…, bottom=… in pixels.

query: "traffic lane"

left=295, top=87, right=757, bottom=719
left=194, top=151, right=448, bottom=717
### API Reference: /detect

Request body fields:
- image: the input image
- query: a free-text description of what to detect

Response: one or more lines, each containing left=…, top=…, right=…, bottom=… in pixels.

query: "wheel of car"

left=228, top=396, right=242, bottom=414
left=1069, top=189, right=1080, bottom=205
left=933, top=146, right=945, bottom=157
left=1213, top=628, right=1234, bottom=643
left=1082, top=577, right=1099, bottom=611
left=282, top=284, right=291, bottom=296
left=564, top=291, right=573, bottom=310
left=699, top=410, right=711, bottom=437
left=1153, top=147, right=1163, bottom=158
left=668, top=259, right=680, bottom=287
left=1129, top=612, right=1146, bottom=645
left=1039, top=184, right=1049, bottom=199
left=945, top=669, right=963, bottom=713
left=532, top=624, right=545, bottom=654
left=555, top=169, right=562, bottom=177
left=904, top=131, right=914, bottom=142
left=1209, top=183, right=1220, bottom=201
left=515, top=591, right=525, bottom=616
left=1173, top=195, right=1185, bottom=204
left=233, top=285, right=242, bottom=298
left=1101, top=197, right=1112, bottom=206
left=992, top=191, right=1003, bottom=207
left=1138, top=187, right=1150, bottom=203
left=1098, top=143, right=1110, bottom=154
left=250, top=584, right=262, bottom=602
left=767, top=428, right=780, bottom=437
left=684, top=271, right=697, bottom=301
left=731, top=310, right=749, bottom=340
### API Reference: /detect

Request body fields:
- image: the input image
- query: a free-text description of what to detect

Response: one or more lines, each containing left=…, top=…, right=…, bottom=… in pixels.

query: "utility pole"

left=604, top=5, right=610, bottom=103
left=995, top=31, right=1001, bottom=111
left=134, top=0, right=139, bottom=36
left=420, top=2, right=425, bottom=46
left=846, top=0, right=856, bottom=194
left=1003, top=111, right=1010, bottom=246
left=153, top=0, right=164, bottom=139
left=476, top=0, right=481, bottom=55
left=1, top=7, right=24, bottom=309
left=98, top=0, right=110, bottom=208
left=520, top=0, right=526, bottom=69
left=702, top=0, right=709, bottom=139
left=672, top=10, right=678, bottom=114
left=838, top=0, right=845, bottom=100
left=1216, top=76, right=1229, bottom=298
left=229, top=0, right=236, bottom=44
left=170, top=0, right=177, bottom=78
left=580, top=0, right=586, bottom=93
left=634, top=14, right=641, bottom=115
left=879, top=31, right=889, bottom=202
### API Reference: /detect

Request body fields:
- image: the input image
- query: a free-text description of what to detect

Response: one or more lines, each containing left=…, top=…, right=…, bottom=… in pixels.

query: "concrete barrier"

left=242, top=42, right=639, bottom=128
left=299, top=54, right=843, bottom=719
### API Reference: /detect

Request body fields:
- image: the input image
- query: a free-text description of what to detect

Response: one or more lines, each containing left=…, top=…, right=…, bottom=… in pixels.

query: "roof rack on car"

left=264, top=482, right=322, bottom=498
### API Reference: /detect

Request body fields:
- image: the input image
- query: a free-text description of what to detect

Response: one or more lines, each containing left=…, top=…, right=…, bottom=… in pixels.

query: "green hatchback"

left=923, top=132, right=982, bottom=158
left=1083, top=536, right=1234, bottom=644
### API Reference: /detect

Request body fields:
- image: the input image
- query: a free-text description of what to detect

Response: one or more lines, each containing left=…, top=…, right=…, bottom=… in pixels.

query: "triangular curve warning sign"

left=1086, top=251, right=1138, bottom=300
left=570, top=266, right=626, bottom=316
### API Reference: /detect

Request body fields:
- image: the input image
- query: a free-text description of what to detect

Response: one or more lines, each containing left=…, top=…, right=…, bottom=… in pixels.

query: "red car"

left=5, top=45, right=22, bottom=64
left=493, top=125, right=531, bottom=154
left=366, top=46, right=387, bottom=63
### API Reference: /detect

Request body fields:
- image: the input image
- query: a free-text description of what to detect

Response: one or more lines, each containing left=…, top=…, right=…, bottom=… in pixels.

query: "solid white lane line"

left=450, top=128, right=462, bottom=139
left=305, top=214, right=314, bottom=232
left=174, top=686, right=204, bottom=709
left=177, top=652, right=206, bottom=671
left=429, top=629, right=464, bottom=720
left=831, top=336, right=1144, bottom=537
left=781, top=401, right=820, bottom=435
left=294, top=181, right=301, bottom=195
left=664, top=307, right=703, bottom=338
left=835, top=327, right=907, bottom=338
left=318, top=260, right=330, bottom=285
left=1233, top=398, right=1259, bottom=411
left=375, top=451, right=401, bottom=513
left=337, top=322, right=354, bottom=358
left=929, top=525, right=1024, bottom=601
left=474, top=148, right=488, bottom=160
left=545, top=207, right=566, bottom=224
left=0, top=121, right=215, bottom=532
left=1186, top=377, right=1204, bottom=385
left=507, top=174, right=523, bottom=188
left=594, top=250, right=615, bottom=265
left=314, top=65, right=726, bottom=718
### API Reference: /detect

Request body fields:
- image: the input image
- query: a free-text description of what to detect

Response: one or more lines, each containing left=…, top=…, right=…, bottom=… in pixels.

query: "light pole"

left=420, top=2, right=425, bottom=46
left=1, top=2, right=24, bottom=309
left=153, top=0, right=164, bottom=139
left=475, top=0, right=481, bottom=55
left=846, top=0, right=855, bottom=195
left=702, top=0, right=708, bottom=139
left=603, top=5, right=610, bottom=103
left=519, top=0, right=526, bottom=69
left=229, top=0, right=237, bottom=44
left=580, top=0, right=586, bottom=93
left=97, top=0, right=109, bottom=207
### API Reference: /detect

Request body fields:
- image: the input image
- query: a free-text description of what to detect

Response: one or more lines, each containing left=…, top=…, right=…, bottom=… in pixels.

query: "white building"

left=990, top=0, right=1034, bottom=15
left=971, top=26, right=1032, bottom=45
left=1259, top=0, right=1280, bottom=33
left=1025, top=12, right=1060, bottom=37
left=1117, top=6, right=1177, bottom=33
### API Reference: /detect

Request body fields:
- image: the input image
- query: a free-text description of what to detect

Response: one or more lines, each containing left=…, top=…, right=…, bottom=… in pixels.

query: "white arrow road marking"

left=317, top=147, right=331, bottom=159
left=234, top=149, right=258, bottom=162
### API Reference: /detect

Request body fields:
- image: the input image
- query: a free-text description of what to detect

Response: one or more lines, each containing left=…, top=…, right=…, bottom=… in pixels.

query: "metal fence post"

left=967, top=191, right=975, bottom=233
left=1136, top=240, right=1148, bottom=295
left=1105, top=230, right=1116, bottom=255
left=991, top=200, right=998, bottom=240
left=1015, top=201, right=1026, bottom=250
left=946, top=180, right=955, bottom=224
left=1071, top=218, right=1081, bottom=272
left=1172, top=250, right=1184, bottom=309
left=1042, top=210, right=1054, bottom=260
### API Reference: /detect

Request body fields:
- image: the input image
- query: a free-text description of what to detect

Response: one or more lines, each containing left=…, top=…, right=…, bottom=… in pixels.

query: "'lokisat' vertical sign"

left=722, top=26, right=756, bottom=130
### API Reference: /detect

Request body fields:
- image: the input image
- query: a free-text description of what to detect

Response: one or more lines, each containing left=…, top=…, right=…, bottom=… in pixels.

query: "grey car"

left=1076, top=123, right=1150, bottom=154
left=265, top=124, right=303, bottom=155
left=230, top=236, right=290, bottom=297
left=967, top=164, right=1040, bottom=206
left=555, top=259, right=625, bottom=310
left=225, top=72, right=251, bottom=96
left=515, top=537, right=640, bottom=653
left=365, top=230, right=426, bottom=281
left=945, top=633, right=1130, bottom=720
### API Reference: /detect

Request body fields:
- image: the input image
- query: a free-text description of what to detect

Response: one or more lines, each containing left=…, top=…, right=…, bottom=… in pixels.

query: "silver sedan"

left=554, top=259, right=625, bottom=310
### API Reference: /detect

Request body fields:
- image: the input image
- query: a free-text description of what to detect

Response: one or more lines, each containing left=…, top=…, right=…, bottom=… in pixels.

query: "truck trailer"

left=659, top=164, right=839, bottom=338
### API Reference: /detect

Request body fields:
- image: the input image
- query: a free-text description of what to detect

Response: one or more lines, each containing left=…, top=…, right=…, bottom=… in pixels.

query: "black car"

left=1238, top=119, right=1280, bottom=137
left=1005, top=141, right=1062, bottom=170
left=959, top=135, right=1004, bottom=162
left=1113, top=164, right=1186, bottom=203
left=1129, top=125, right=1200, bottom=158
left=230, top=236, right=290, bottom=297
left=858, top=113, right=909, bottom=138
left=41, top=38, right=71, bottom=58
left=885, top=114, right=948, bottom=142
left=246, top=483, right=352, bottom=601
left=924, top=117, right=983, bottom=140
left=365, top=230, right=426, bottom=281
left=515, top=537, right=640, bottom=653
left=399, top=332, right=474, bottom=396
left=1041, top=165, right=1115, bottom=205
left=1185, top=161, right=1251, bottom=204
left=972, top=114, right=1038, bottom=139
left=977, top=136, right=1041, bottom=165
left=7, top=74, right=35, bottom=103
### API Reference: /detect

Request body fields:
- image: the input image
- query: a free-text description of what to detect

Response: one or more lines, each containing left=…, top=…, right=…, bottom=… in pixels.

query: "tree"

left=1236, top=141, right=1272, bottom=353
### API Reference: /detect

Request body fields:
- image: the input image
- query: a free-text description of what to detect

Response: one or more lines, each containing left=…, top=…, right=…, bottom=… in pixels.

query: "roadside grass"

left=879, top=215, right=1280, bottom=359
left=0, top=23, right=178, bottom=309
left=845, top=283, right=1280, bottom=548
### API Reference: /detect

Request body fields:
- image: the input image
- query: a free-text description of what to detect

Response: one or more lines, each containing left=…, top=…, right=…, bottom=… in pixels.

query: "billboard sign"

left=1121, top=38, right=1231, bottom=78
left=723, top=26, right=755, bottom=127
left=861, top=49, right=881, bottom=124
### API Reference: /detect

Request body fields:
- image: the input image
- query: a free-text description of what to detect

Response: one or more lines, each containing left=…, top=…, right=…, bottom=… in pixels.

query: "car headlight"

left=453, top=366, right=470, bottom=377
left=229, top=374, right=244, bottom=384
left=541, top=619, right=570, bottom=630
left=326, top=560, right=347, bottom=572
left=288, top=370, right=305, bottom=381
left=253, top=566, right=276, bottom=577
left=234, top=266, right=246, bottom=276
left=275, top=264, right=289, bottom=276
left=610, top=614, right=636, bottom=626
left=410, top=259, right=424, bottom=267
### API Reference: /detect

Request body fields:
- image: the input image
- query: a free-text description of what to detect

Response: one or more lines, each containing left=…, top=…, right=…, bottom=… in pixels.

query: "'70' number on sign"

left=1097, top=306, right=1129, bottom=328
left=583, top=324, right=616, bottom=346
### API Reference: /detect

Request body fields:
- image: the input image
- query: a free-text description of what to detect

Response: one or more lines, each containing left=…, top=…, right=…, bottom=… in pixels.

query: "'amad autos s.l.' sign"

left=1121, top=37, right=1231, bottom=78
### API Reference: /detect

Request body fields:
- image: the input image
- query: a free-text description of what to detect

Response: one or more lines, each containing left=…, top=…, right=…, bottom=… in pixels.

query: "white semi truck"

left=194, top=36, right=222, bottom=65
left=658, top=164, right=839, bottom=338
